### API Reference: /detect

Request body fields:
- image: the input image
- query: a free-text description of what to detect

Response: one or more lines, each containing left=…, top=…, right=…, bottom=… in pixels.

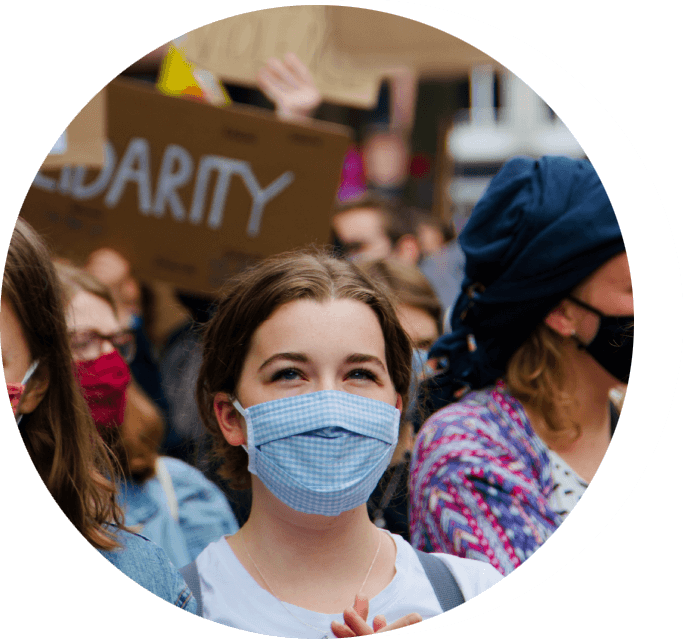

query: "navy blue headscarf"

left=421, top=156, right=625, bottom=417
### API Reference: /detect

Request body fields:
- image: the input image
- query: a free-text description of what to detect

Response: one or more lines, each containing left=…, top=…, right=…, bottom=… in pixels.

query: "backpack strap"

left=415, top=550, right=465, bottom=612
left=179, top=560, right=203, bottom=617
left=155, top=457, right=179, bottom=523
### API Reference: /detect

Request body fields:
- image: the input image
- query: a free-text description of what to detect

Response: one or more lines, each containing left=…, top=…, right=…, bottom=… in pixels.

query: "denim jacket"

left=99, top=527, right=197, bottom=612
left=119, top=456, right=239, bottom=568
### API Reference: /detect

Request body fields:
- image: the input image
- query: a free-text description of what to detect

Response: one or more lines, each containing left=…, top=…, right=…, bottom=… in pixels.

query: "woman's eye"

left=347, top=368, right=378, bottom=382
left=271, top=368, right=303, bottom=382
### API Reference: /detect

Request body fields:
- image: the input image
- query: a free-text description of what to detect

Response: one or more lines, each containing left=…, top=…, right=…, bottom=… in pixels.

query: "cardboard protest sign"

left=41, top=89, right=106, bottom=170
left=179, top=6, right=388, bottom=109
left=327, top=7, right=499, bottom=77
left=179, top=7, right=499, bottom=110
left=21, top=78, right=351, bottom=294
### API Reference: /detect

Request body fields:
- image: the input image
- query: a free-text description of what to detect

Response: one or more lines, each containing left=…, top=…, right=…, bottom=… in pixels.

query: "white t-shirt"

left=195, top=531, right=503, bottom=638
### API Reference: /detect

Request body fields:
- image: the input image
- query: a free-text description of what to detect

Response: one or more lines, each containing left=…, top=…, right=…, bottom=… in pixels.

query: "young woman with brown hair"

left=3, top=218, right=195, bottom=610
left=410, top=156, right=633, bottom=575
left=186, top=248, right=501, bottom=636
left=55, top=262, right=239, bottom=568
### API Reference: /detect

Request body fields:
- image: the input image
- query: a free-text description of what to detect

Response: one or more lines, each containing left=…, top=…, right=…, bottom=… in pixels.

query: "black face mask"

left=568, top=296, right=633, bottom=384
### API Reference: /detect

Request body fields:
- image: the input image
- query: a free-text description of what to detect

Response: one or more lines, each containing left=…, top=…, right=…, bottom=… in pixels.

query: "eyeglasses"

left=69, top=329, right=137, bottom=363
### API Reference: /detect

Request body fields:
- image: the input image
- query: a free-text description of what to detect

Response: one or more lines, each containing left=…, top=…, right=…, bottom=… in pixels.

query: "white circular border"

left=319, top=0, right=683, bottom=634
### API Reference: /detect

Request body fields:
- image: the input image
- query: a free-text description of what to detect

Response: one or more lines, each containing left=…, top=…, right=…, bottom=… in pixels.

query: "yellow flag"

left=157, top=44, right=231, bottom=106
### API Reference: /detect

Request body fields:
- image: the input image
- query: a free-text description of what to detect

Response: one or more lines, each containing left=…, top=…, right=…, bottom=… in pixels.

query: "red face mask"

left=74, top=350, right=131, bottom=432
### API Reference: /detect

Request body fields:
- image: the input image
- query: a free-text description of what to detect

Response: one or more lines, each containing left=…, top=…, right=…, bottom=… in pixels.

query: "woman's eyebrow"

left=346, top=353, right=387, bottom=371
left=257, top=352, right=387, bottom=372
left=258, top=352, right=308, bottom=372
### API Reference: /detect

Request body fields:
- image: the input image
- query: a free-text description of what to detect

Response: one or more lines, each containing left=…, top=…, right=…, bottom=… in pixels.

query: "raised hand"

left=256, top=52, right=322, bottom=120
left=331, top=595, right=422, bottom=636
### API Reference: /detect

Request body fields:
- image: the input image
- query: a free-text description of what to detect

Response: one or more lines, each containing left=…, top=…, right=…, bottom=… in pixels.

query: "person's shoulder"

left=160, top=457, right=223, bottom=493
left=417, top=387, right=503, bottom=443
left=100, top=526, right=161, bottom=557
left=160, top=456, right=205, bottom=479
left=195, top=535, right=225, bottom=560
left=396, top=536, right=503, bottom=601
left=430, top=386, right=500, bottom=422
left=194, top=535, right=235, bottom=576
left=99, top=527, right=172, bottom=572
left=430, top=551, right=504, bottom=600
left=98, top=527, right=197, bottom=612
left=412, top=386, right=518, bottom=478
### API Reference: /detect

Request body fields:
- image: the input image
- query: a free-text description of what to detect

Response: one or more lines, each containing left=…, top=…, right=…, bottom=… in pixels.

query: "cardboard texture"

left=328, top=7, right=499, bottom=76
left=180, top=6, right=387, bottom=109
left=22, top=78, right=351, bottom=294
left=42, top=89, right=106, bottom=169
left=180, top=7, right=499, bottom=110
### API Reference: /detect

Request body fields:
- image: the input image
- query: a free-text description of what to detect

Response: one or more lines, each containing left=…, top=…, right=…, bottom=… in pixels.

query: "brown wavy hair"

left=505, top=323, right=577, bottom=444
left=196, top=248, right=413, bottom=490
left=3, top=218, right=124, bottom=549
left=355, top=258, right=443, bottom=338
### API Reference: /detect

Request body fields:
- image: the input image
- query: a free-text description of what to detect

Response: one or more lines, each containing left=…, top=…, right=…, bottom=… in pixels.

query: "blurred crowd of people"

left=4, top=37, right=632, bottom=635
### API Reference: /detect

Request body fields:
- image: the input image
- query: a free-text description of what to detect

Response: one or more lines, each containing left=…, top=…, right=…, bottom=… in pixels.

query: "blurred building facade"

left=446, top=66, right=584, bottom=230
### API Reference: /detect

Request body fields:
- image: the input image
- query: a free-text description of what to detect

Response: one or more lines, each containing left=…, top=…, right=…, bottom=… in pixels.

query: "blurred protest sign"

left=327, top=7, right=499, bottom=77
left=22, top=78, right=351, bottom=294
left=179, top=6, right=386, bottom=109
left=41, top=90, right=106, bottom=170
left=179, top=7, right=499, bottom=109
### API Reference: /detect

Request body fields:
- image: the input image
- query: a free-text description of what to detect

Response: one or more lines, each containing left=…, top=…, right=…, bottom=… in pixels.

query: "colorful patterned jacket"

left=409, top=382, right=562, bottom=575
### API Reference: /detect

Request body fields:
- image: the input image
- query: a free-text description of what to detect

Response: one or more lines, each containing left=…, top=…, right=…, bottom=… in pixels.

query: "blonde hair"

left=505, top=323, right=578, bottom=444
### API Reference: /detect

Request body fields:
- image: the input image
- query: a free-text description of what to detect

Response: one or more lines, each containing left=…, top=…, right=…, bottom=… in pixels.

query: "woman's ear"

left=544, top=299, right=578, bottom=338
left=214, top=392, right=246, bottom=447
left=18, top=364, right=49, bottom=415
left=395, top=393, right=403, bottom=413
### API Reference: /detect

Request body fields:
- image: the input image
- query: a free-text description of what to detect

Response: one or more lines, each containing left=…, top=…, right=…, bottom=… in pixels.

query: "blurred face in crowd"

left=570, top=253, right=633, bottom=384
left=85, top=248, right=141, bottom=327
left=333, top=207, right=392, bottom=262
left=570, top=252, right=633, bottom=344
left=546, top=251, right=633, bottom=387
left=363, top=131, right=409, bottom=188
left=396, top=303, right=439, bottom=351
left=66, top=290, right=125, bottom=362
left=415, top=222, right=446, bottom=257
left=65, top=285, right=135, bottom=435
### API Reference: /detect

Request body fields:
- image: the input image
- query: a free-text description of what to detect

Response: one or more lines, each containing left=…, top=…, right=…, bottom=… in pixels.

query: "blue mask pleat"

left=239, top=390, right=400, bottom=516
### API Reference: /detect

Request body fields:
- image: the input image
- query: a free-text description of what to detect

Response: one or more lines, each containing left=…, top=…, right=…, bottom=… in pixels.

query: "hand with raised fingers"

left=331, top=595, right=422, bottom=637
left=256, top=52, right=322, bottom=120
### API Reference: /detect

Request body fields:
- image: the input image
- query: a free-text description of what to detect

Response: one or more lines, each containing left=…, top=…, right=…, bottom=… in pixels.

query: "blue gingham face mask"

left=233, top=390, right=401, bottom=516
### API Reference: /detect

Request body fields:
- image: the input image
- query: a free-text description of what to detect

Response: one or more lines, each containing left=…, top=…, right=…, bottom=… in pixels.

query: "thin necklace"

left=240, top=528, right=384, bottom=638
